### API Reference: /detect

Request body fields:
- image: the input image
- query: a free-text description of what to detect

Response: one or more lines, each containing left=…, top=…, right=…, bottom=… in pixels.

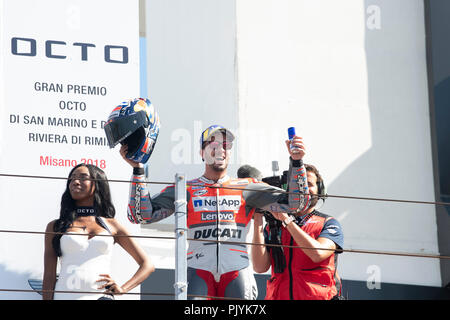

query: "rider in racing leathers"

left=121, top=125, right=310, bottom=299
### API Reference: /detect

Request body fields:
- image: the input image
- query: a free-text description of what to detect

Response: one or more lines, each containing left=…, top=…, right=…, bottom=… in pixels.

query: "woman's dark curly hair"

left=52, top=164, right=115, bottom=256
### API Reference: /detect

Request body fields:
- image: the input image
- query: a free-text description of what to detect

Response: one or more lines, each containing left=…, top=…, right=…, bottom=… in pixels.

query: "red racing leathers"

left=127, top=158, right=310, bottom=276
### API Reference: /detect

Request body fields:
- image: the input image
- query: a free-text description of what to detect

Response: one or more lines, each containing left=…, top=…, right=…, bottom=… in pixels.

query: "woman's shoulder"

left=102, top=217, right=119, bottom=226
left=101, top=217, right=128, bottom=234
left=45, top=219, right=58, bottom=230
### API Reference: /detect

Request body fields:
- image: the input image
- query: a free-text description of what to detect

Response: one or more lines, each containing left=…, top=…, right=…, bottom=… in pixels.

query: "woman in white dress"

left=43, top=164, right=154, bottom=300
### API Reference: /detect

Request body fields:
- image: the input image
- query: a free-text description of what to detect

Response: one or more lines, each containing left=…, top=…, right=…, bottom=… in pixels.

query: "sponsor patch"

left=193, top=227, right=242, bottom=239
left=192, top=196, right=241, bottom=212
left=193, top=189, right=208, bottom=196
left=201, top=211, right=235, bottom=221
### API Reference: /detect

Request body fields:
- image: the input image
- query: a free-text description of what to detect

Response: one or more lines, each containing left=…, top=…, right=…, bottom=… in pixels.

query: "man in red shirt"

left=252, top=164, right=344, bottom=300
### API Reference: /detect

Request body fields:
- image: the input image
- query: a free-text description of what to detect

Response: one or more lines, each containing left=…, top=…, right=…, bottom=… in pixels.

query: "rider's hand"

left=285, top=136, right=305, bottom=161
left=120, top=144, right=143, bottom=169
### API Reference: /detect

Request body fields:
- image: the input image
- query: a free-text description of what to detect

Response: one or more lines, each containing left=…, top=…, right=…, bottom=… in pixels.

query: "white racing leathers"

left=127, top=158, right=310, bottom=275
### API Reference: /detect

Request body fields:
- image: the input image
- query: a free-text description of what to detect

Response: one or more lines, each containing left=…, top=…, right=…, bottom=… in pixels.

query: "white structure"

left=0, top=0, right=142, bottom=299
left=0, top=0, right=446, bottom=299
left=143, top=0, right=443, bottom=295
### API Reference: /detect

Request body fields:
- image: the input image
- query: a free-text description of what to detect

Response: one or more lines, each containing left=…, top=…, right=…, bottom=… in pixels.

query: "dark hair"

left=52, top=164, right=115, bottom=256
left=237, top=164, right=263, bottom=181
left=304, top=164, right=323, bottom=187
left=304, top=164, right=325, bottom=207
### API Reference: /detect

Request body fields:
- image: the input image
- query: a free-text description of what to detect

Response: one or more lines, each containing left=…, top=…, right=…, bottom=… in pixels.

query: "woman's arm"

left=98, top=219, right=154, bottom=295
left=42, top=220, right=58, bottom=300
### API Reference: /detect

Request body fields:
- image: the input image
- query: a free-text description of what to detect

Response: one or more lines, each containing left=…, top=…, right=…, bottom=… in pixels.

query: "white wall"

left=144, top=0, right=239, bottom=202
left=144, top=0, right=440, bottom=287
left=235, top=0, right=440, bottom=286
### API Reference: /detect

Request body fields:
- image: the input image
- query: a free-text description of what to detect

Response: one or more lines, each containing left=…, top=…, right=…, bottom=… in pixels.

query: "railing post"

left=174, top=173, right=187, bottom=300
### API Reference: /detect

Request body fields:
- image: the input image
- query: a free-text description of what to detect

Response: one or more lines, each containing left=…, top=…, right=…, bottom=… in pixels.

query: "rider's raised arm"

left=127, top=168, right=179, bottom=224
left=243, top=157, right=310, bottom=214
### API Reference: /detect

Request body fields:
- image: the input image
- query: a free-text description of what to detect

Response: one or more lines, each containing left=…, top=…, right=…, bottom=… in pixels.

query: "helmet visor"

left=104, top=111, right=149, bottom=148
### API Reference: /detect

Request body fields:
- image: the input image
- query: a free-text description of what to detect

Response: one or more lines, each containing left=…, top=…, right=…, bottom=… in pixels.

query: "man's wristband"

left=282, top=215, right=296, bottom=227
left=290, top=157, right=303, bottom=167
left=133, top=167, right=145, bottom=175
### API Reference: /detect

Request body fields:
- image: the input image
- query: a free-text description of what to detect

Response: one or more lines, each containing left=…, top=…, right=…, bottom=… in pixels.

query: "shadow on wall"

left=324, top=0, right=439, bottom=283
left=433, top=77, right=450, bottom=208
left=329, top=2, right=427, bottom=223
left=0, top=263, right=41, bottom=300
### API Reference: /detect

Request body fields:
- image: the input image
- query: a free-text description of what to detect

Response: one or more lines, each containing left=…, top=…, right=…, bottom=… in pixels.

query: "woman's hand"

left=97, top=274, right=125, bottom=295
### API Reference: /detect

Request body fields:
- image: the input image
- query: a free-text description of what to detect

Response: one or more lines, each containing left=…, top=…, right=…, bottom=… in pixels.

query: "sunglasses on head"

left=204, top=140, right=233, bottom=150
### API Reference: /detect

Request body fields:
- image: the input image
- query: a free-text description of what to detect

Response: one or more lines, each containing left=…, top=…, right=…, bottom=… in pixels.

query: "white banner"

left=0, top=0, right=141, bottom=299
